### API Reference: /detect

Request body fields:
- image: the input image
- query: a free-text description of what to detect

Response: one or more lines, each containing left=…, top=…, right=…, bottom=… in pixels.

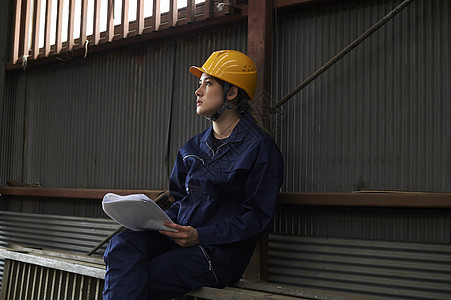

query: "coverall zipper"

left=206, top=141, right=229, bottom=156
left=198, top=245, right=219, bottom=285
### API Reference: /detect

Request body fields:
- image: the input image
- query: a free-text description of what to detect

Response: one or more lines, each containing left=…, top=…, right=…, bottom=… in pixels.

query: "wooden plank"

left=136, top=0, right=144, bottom=35
left=44, top=0, right=52, bottom=56
left=32, top=0, right=42, bottom=59
left=187, top=286, right=305, bottom=300
left=152, top=0, right=161, bottom=31
left=8, top=245, right=105, bottom=266
left=121, top=0, right=129, bottom=38
left=21, top=0, right=33, bottom=59
left=0, top=186, right=164, bottom=200
left=107, top=0, right=114, bottom=42
left=1, top=186, right=450, bottom=208
left=0, top=248, right=105, bottom=279
left=168, top=0, right=178, bottom=27
left=80, top=0, right=88, bottom=48
left=186, top=0, right=195, bottom=23
left=67, top=0, right=76, bottom=50
left=204, top=0, right=214, bottom=19
left=55, top=0, right=64, bottom=53
left=11, top=0, right=23, bottom=63
left=278, top=192, right=451, bottom=208
left=93, top=0, right=101, bottom=44
left=6, top=2, right=249, bottom=70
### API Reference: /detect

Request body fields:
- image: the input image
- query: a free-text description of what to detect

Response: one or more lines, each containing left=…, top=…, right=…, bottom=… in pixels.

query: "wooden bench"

left=0, top=245, right=374, bottom=300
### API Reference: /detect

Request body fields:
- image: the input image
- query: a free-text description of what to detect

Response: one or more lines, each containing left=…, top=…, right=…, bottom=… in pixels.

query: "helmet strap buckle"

left=206, top=82, right=231, bottom=122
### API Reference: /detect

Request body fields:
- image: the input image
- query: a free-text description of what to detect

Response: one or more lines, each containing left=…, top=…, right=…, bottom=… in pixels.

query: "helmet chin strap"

left=206, top=82, right=231, bottom=122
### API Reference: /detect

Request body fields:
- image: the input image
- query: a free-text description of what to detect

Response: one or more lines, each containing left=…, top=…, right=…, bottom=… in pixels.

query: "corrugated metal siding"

left=1, top=260, right=104, bottom=300
left=272, top=0, right=450, bottom=192
left=0, top=211, right=117, bottom=288
left=1, top=25, right=247, bottom=191
left=273, top=205, right=451, bottom=243
left=268, top=234, right=451, bottom=300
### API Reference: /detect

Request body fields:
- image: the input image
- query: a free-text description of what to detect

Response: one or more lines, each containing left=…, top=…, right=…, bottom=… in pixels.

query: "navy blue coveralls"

left=103, top=113, right=284, bottom=299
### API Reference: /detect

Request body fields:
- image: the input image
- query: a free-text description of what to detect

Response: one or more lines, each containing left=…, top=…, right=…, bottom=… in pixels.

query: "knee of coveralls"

left=147, top=245, right=222, bottom=300
left=103, top=230, right=177, bottom=300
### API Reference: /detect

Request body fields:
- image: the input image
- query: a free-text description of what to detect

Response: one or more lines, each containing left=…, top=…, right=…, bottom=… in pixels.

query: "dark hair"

left=213, top=76, right=250, bottom=115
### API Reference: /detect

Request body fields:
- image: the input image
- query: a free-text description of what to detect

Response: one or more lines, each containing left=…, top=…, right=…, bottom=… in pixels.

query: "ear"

left=226, top=86, right=238, bottom=101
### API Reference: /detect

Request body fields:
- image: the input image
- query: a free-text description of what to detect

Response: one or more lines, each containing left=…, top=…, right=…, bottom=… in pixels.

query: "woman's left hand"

left=159, top=222, right=199, bottom=247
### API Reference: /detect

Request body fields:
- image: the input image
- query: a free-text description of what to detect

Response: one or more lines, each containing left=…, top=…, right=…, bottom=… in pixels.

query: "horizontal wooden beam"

left=279, top=191, right=451, bottom=208
left=1, top=187, right=450, bottom=208
left=0, top=186, right=163, bottom=200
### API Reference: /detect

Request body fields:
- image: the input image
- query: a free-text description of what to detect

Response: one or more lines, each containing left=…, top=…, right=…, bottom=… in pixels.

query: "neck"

left=212, top=110, right=240, bottom=139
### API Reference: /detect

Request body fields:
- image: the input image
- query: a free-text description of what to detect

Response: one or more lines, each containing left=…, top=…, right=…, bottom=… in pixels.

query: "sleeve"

left=196, top=140, right=284, bottom=245
left=165, top=151, right=186, bottom=221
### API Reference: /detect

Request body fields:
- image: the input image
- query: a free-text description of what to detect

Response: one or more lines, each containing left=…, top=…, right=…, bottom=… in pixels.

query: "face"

left=195, top=73, right=224, bottom=118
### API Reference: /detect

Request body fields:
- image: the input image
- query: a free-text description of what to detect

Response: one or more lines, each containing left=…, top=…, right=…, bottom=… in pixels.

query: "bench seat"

left=0, top=245, right=372, bottom=300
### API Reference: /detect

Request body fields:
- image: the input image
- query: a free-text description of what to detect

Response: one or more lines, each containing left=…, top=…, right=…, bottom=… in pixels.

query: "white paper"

left=102, top=193, right=177, bottom=232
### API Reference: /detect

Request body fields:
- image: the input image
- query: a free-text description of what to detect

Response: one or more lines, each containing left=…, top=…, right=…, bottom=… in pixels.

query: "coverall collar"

left=200, top=112, right=253, bottom=145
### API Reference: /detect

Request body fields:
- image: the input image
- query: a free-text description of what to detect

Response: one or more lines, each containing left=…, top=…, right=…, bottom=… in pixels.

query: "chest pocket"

left=221, top=158, right=253, bottom=186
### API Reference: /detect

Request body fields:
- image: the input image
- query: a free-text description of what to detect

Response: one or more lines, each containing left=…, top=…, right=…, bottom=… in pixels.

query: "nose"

left=195, top=85, right=202, bottom=97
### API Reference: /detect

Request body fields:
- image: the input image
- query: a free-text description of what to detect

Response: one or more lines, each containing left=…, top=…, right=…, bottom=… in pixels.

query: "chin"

left=196, top=108, right=211, bottom=118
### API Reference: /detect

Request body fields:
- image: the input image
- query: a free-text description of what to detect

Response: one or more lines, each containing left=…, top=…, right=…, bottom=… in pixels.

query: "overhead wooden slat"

left=136, top=0, right=144, bottom=35
left=121, top=0, right=129, bottom=38
left=67, top=0, right=76, bottom=50
left=204, top=0, right=214, bottom=19
left=55, top=0, right=64, bottom=53
left=107, top=0, right=114, bottom=42
left=152, top=0, right=161, bottom=31
left=80, top=0, right=88, bottom=48
left=44, top=0, right=53, bottom=56
left=11, top=0, right=22, bottom=63
left=186, top=0, right=195, bottom=23
left=31, top=0, right=42, bottom=59
left=168, top=0, right=178, bottom=27
left=93, top=0, right=101, bottom=44
left=21, top=0, right=33, bottom=60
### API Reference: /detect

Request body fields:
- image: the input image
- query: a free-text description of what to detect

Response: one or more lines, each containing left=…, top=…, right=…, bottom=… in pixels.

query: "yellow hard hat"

left=189, top=50, right=257, bottom=100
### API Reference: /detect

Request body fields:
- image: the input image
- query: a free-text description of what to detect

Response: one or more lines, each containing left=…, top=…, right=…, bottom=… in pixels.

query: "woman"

left=103, top=50, right=283, bottom=300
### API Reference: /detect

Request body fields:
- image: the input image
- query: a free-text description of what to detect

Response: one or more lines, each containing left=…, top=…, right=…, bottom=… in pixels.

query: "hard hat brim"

left=189, top=66, right=205, bottom=78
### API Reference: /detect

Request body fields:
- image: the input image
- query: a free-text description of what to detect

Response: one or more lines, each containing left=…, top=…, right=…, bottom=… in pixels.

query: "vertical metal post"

left=246, top=0, right=273, bottom=281
left=248, top=0, right=273, bottom=131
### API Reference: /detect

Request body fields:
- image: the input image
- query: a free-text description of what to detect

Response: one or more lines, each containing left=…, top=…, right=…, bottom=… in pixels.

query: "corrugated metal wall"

left=268, top=235, right=451, bottom=300
left=0, top=211, right=117, bottom=289
left=272, top=0, right=450, bottom=192
left=1, top=0, right=450, bottom=298
left=1, top=25, right=248, bottom=190
left=268, top=1, right=451, bottom=297
left=1, top=0, right=449, bottom=194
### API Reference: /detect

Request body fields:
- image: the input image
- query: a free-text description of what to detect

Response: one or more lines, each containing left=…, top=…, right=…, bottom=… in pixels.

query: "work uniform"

left=103, top=112, right=283, bottom=300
